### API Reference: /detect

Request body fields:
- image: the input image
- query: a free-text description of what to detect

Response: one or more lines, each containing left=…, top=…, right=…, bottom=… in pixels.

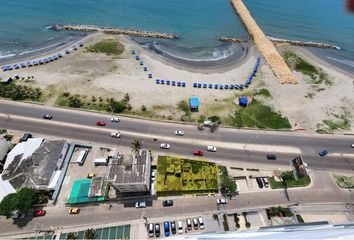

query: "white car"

left=351, top=144, right=354, bottom=148
left=175, top=130, right=185, bottom=136
left=160, top=143, right=170, bottom=149
left=151, top=169, right=156, bottom=181
left=177, top=220, right=183, bottom=234
left=111, top=132, right=121, bottom=138
left=135, top=201, right=147, bottom=208
left=217, top=198, right=227, bottom=204
left=111, top=117, right=120, bottom=122
left=207, top=146, right=217, bottom=152
left=198, top=217, right=205, bottom=230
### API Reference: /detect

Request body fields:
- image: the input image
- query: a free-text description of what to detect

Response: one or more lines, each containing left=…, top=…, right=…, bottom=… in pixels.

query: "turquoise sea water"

left=0, top=0, right=353, bottom=70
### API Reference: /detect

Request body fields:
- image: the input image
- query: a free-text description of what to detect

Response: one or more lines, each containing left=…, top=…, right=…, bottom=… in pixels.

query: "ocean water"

left=0, top=0, right=353, bottom=71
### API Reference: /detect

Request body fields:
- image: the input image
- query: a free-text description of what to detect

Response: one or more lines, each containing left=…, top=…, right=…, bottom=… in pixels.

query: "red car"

left=193, top=150, right=203, bottom=156
left=96, top=121, right=106, bottom=126
left=33, top=210, right=46, bottom=217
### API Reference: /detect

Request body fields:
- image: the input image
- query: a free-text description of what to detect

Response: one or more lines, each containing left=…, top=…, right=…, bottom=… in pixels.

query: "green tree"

left=131, top=139, right=143, bottom=154
left=68, top=94, right=83, bottom=108
left=84, top=228, right=97, bottom=239
left=66, top=232, right=78, bottom=240
left=108, top=100, right=126, bottom=113
left=0, top=187, right=37, bottom=218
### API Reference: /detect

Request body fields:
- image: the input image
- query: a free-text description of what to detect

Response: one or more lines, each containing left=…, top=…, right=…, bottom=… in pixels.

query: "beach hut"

left=27, top=62, right=32, bottom=67
left=197, top=83, right=201, bottom=88
left=57, top=53, right=63, bottom=58
left=49, top=57, right=54, bottom=62
left=235, top=84, right=239, bottom=90
left=44, top=58, right=49, bottom=63
left=209, top=84, right=213, bottom=89
left=239, top=84, right=244, bottom=90
left=161, top=80, right=165, bottom=84
left=131, top=50, right=136, bottom=55
left=155, top=79, right=160, bottom=84
left=239, top=97, right=248, bottom=107
left=143, top=67, right=148, bottom=71
left=1, top=66, right=7, bottom=71
left=7, top=65, right=13, bottom=70
left=139, top=61, right=144, bottom=66
left=189, top=97, right=199, bottom=112
left=39, top=60, right=44, bottom=65
left=193, top=83, right=197, bottom=88
left=203, top=84, right=207, bottom=88
left=230, top=85, right=234, bottom=90
left=182, top=82, right=186, bottom=87
left=225, top=85, right=229, bottom=89
left=172, top=81, right=176, bottom=86
left=166, top=80, right=170, bottom=85
left=65, top=50, right=70, bottom=54
left=135, top=56, right=140, bottom=61
left=14, top=64, right=20, bottom=69
left=219, top=84, right=224, bottom=90
left=148, top=73, right=153, bottom=78
left=20, top=63, right=26, bottom=68
left=53, top=55, right=58, bottom=60
left=177, top=82, right=181, bottom=87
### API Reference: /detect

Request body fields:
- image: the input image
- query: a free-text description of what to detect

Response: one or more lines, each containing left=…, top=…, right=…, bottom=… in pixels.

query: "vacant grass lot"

left=227, top=99, right=291, bottom=129
left=156, top=156, right=218, bottom=196
left=268, top=174, right=311, bottom=189
left=86, top=39, right=124, bottom=56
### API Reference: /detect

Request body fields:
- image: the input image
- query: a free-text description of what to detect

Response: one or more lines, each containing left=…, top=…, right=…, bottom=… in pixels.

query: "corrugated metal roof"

left=189, top=97, right=199, bottom=107
left=0, top=179, right=16, bottom=202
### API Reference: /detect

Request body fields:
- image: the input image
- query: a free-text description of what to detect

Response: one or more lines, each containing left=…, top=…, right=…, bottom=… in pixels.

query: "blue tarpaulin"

left=239, top=97, right=248, bottom=107
left=189, top=97, right=199, bottom=109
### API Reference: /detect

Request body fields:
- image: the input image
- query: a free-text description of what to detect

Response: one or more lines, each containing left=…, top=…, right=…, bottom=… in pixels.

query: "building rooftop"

left=0, top=138, right=11, bottom=162
left=2, top=140, right=67, bottom=190
left=106, top=149, right=150, bottom=185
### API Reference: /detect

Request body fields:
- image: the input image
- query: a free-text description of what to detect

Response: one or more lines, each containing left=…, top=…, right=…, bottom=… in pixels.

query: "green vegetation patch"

left=316, top=109, right=351, bottom=134
left=228, top=99, right=291, bottom=129
left=268, top=171, right=311, bottom=189
left=156, top=156, right=218, bottom=196
left=335, top=175, right=354, bottom=189
left=86, top=39, right=124, bottom=56
left=283, top=51, right=332, bottom=85
left=267, top=206, right=293, bottom=218
left=56, top=92, right=131, bottom=113
left=218, top=166, right=237, bottom=194
left=0, top=82, right=42, bottom=101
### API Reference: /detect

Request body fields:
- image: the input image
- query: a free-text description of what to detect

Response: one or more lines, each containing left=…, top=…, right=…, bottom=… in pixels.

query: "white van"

left=177, top=221, right=183, bottom=234
left=93, top=158, right=108, bottom=166
left=76, top=149, right=89, bottom=165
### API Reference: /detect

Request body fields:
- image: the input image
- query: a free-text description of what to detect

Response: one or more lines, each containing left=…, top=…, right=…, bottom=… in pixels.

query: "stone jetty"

left=268, top=37, right=340, bottom=50
left=55, top=24, right=178, bottom=39
left=231, top=0, right=297, bottom=84
left=217, top=37, right=248, bottom=43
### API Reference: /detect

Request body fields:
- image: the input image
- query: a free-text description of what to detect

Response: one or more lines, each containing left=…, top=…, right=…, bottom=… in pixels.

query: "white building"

left=106, top=149, right=151, bottom=193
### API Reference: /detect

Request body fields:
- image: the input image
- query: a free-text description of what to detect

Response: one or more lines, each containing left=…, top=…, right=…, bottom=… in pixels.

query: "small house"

left=189, top=97, right=199, bottom=111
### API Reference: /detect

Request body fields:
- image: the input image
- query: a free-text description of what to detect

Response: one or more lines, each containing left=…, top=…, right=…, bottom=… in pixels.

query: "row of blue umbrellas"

left=1, top=43, right=84, bottom=72
left=155, top=79, right=186, bottom=87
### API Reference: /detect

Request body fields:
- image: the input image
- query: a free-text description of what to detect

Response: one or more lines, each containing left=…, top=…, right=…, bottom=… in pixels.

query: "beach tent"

left=161, top=80, right=165, bottom=84
left=135, top=56, right=140, bottom=60
left=140, top=61, right=144, bottom=65
left=182, top=82, right=186, bottom=87
left=148, top=73, right=153, bottom=78
left=189, top=97, right=199, bottom=111
left=143, top=67, right=148, bottom=71
left=177, top=82, right=181, bottom=87
left=203, top=84, right=207, bottom=88
left=193, top=83, right=197, bottom=88
left=239, top=97, right=248, bottom=107
left=209, top=84, right=213, bottom=89
left=166, top=80, right=170, bottom=85
left=131, top=50, right=136, bottom=54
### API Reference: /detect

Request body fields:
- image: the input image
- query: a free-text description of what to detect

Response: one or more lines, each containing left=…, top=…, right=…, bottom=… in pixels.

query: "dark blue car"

left=319, top=150, right=328, bottom=157
left=164, top=221, right=170, bottom=237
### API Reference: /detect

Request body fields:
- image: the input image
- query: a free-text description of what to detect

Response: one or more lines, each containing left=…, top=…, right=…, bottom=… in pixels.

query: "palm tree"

left=66, top=232, right=77, bottom=240
left=84, top=228, right=97, bottom=239
left=131, top=139, right=143, bottom=154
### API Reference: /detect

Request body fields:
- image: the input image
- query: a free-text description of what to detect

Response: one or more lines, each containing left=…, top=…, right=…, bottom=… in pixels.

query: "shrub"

left=141, top=105, right=147, bottom=112
left=63, top=92, right=70, bottom=97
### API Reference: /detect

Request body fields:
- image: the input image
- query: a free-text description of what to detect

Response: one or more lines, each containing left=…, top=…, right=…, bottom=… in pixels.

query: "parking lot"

left=56, top=145, right=116, bottom=206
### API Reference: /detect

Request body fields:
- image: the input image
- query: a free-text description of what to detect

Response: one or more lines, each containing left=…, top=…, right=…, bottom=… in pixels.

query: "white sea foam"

left=0, top=53, right=16, bottom=59
left=327, top=56, right=354, bottom=68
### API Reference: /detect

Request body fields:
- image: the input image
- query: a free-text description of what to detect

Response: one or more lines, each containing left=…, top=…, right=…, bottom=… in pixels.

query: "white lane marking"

left=331, top=153, right=354, bottom=158
left=0, top=113, right=302, bottom=154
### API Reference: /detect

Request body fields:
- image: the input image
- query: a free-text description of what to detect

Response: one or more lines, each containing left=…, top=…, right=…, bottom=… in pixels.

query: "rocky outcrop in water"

left=268, top=37, right=340, bottom=50
left=54, top=24, right=178, bottom=39
left=217, top=37, right=248, bottom=43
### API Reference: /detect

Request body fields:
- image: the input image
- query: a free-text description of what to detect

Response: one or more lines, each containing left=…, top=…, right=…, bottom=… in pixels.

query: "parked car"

left=217, top=198, right=227, bottom=204
left=96, top=121, right=106, bottom=126
left=162, top=200, right=174, bottom=207
left=175, top=130, right=184, bottom=136
left=198, top=217, right=205, bottom=230
left=68, top=208, right=80, bottom=214
left=160, top=143, right=170, bottom=149
left=86, top=173, right=96, bottom=178
left=193, top=218, right=199, bottom=230
left=148, top=223, right=154, bottom=237
left=155, top=223, right=160, bottom=237
left=171, top=221, right=176, bottom=234
left=135, top=201, right=147, bottom=208
left=33, top=210, right=46, bottom=217
left=193, top=150, right=203, bottom=156
left=319, top=149, right=328, bottom=157
left=186, top=218, right=192, bottom=230
left=151, top=169, right=156, bottom=181
left=111, top=117, right=120, bottom=122
left=177, top=220, right=183, bottom=234
left=256, top=177, right=264, bottom=188
left=164, top=221, right=170, bottom=237
left=207, top=146, right=217, bottom=152
left=110, top=132, right=121, bottom=138
left=351, top=144, right=354, bottom=148
left=43, top=114, right=53, bottom=120
left=262, top=178, right=269, bottom=188
left=266, top=154, right=276, bottom=160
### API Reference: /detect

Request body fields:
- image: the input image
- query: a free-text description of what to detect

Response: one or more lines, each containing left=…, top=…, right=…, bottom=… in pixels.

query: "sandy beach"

left=0, top=32, right=353, bottom=133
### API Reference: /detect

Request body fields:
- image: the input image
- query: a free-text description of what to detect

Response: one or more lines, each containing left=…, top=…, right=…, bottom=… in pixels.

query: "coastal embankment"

left=54, top=24, right=178, bottom=39
left=218, top=36, right=341, bottom=50
left=231, top=0, right=297, bottom=84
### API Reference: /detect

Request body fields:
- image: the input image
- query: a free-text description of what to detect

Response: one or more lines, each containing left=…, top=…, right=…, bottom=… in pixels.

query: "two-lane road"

left=0, top=100, right=353, bottom=171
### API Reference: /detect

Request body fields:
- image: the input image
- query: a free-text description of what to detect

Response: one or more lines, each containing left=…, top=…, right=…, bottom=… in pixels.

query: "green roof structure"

left=67, top=179, right=105, bottom=204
